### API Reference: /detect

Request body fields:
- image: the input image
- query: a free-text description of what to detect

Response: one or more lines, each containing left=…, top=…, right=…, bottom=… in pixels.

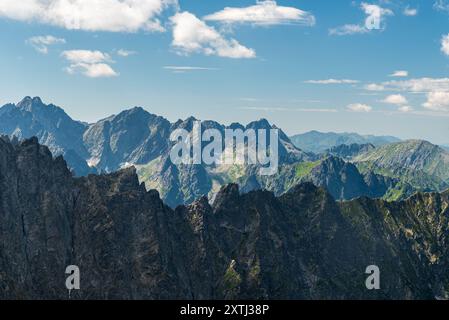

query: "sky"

left=1, top=0, right=449, bottom=145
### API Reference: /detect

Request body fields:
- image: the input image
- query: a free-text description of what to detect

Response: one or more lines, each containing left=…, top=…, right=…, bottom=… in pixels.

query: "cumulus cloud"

left=329, top=3, right=393, bottom=36
left=170, top=11, right=256, bottom=59
left=26, top=35, right=65, bottom=54
left=304, top=79, right=359, bottom=84
left=389, top=70, right=408, bottom=77
left=423, top=91, right=449, bottom=111
left=442, top=34, right=449, bottom=56
left=203, top=0, right=315, bottom=27
left=346, top=103, right=372, bottom=112
left=62, top=50, right=118, bottom=78
left=382, top=94, right=408, bottom=105
left=0, top=0, right=176, bottom=32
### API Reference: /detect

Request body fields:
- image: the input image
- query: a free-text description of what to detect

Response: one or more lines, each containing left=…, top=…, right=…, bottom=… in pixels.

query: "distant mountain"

left=325, top=143, right=376, bottom=160
left=1, top=136, right=448, bottom=299
left=0, top=97, right=94, bottom=175
left=290, top=131, right=400, bottom=154
left=0, top=97, right=311, bottom=206
left=354, top=140, right=449, bottom=193
left=442, top=145, right=449, bottom=152
left=135, top=117, right=312, bottom=207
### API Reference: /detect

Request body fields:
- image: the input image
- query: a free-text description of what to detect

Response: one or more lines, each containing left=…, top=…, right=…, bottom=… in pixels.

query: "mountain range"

left=1, top=136, right=448, bottom=299
left=290, top=131, right=401, bottom=154
left=1, top=97, right=448, bottom=207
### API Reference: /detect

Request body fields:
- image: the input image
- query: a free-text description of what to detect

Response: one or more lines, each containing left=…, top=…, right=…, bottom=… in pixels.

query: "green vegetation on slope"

left=295, top=160, right=321, bottom=178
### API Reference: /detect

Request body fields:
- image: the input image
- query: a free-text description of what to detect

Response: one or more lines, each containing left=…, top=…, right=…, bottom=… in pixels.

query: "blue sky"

left=1, top=0, right=449, bottom=144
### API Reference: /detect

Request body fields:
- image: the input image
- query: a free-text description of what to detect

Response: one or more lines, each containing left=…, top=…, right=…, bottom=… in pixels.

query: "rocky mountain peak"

left=16, top=96, right=44, bottom=111
left=212, top=184, right=240, bottom=210
left=246, top=118, right=272, bottom=130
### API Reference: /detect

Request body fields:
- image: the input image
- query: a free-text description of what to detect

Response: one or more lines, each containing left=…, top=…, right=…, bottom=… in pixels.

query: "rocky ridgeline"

left=0, top=136, right=448, bottom=299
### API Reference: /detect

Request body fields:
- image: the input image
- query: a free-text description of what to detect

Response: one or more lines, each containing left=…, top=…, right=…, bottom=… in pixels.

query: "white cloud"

left=304, top=79, right=359, bottom=84
left=423, top=91, right=449, bottom=111
left=382, top=94, right=408, bottom=105
left=375, top=78, right=449, bottom=93
left=398, top=105, right=413, bottom=113
left=117, top=49, right=137, bottom=57
left=389, top=70, right=408, bottom=77
left=26, top=35, right=66, bottom=54
left=329, top=3, right=393, bottom=36
left=204, top=0, right=315, bottom=27
left=346, top=103, right=372, bottom=112
left=62, top=50, right=111, bottom=64
left=62, top=50, right=118, bottom=78
left=403, top=7, right=418, bottom=16
left=0, top=0, right=176, bottom=32
left=170, top=11, right=256, bottom=59
left=442, top=34, right=449, bottom=56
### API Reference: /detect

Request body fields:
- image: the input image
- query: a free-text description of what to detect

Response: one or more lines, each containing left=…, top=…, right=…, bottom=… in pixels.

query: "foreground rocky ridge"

left=0, top=137, right=448, bottom=299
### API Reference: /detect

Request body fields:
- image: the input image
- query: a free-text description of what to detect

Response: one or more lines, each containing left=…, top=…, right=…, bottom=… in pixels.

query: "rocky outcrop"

left=0, top=137, right=448, bottom=299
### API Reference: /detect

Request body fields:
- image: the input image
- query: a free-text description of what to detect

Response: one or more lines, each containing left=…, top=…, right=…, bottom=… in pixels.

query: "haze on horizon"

left=1, top=0, right=449, bottom=144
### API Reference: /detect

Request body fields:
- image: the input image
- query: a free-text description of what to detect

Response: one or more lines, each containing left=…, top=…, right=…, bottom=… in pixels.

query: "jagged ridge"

left=1, top=137, right=448, bottom=299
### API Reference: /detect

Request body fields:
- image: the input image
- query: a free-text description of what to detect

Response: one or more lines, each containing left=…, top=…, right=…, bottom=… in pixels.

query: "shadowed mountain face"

left=83, top=107, right=172, bottom=172
left=240, top=156, right=400, bottom=201
left=0, top=137, right=448, bottom=300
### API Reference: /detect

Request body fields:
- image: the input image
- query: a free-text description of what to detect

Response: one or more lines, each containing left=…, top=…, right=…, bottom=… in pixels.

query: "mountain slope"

left=354, top=140, right=449, bottom=192
left=325, top=143, right=376, bottom=160
left=83, top=107, right=172, bottom=172
left=290, top=131, right=400, bottom=154
left=0, top=137, right=448, bottom=299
